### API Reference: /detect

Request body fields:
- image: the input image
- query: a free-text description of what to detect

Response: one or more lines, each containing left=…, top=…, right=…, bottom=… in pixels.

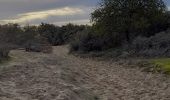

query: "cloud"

left=0, top=7, right=84, bottom=24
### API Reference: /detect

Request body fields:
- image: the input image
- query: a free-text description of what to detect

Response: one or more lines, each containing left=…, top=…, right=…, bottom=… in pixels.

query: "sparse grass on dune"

left=151, top=58, right=170, bottom=73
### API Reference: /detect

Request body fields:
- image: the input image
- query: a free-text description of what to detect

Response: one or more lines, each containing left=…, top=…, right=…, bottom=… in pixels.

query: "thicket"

left=0, top=23, right=87, bottom=60
left=1, top=0, right=170, bottom=59
left=0, top=44, right=11, bottom=61
left=132, top=31, right=170, bottom=57
left=38, top=23, right=86, bottom=45
left=70, top=27, right=104, bottom=52
left=69, top=0, right=170, bottom=58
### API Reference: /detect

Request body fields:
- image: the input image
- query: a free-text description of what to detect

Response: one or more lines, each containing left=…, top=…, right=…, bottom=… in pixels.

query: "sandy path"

left=0, top=46, right=170, bottom=100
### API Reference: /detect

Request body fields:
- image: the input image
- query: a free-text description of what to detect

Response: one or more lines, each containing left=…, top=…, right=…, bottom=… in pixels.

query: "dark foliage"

left=91, top=0, right=169, bottom=45
left=70, top=28, right=104, bottom=52
left=38, top=23, right=86, bottom=46
left=24, top=36, right=52, bottom=53
left=69, top=0, right=170, bottom=58
left=0, top=43, right=12, bottom=61
left=0, top=22, right=88, bottom=54
left=132, top=31, right=170, bottom=57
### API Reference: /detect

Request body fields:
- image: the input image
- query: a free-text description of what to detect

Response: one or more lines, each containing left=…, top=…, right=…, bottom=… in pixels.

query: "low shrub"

left=25, top=36, right=52, bottom=53
left=151, top=58, right=170, bottom=74
left=25, top=42, right=52, bottom=53
left=70, top=29, right=104, bottom=52
left=132, top=32, right=170, bottom=57
left=0, top=44, right=11, bottom=61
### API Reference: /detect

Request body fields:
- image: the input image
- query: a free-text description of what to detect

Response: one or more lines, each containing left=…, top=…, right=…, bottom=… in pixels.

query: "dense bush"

left=38, top=23, right=86, bottom=46
left=24, top=35, right=52, bottom=53
left=70, top=29, right=104, bottom=52
left=132, top=31, right=170, bottom=57
left=70, top=27, right=125, bottom=52
left=0, top=24, right=23, bottom=44
left=0, top=44, right=11, bottom=61
left=91, top=0, right=169, bottom=48
left=69, top=0, right=170, bottom=58
left=25, top=42, right=52, bottom=53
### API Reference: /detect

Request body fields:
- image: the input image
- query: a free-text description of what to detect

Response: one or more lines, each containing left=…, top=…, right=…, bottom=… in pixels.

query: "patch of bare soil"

left=0, top=46, right=170, bottom=100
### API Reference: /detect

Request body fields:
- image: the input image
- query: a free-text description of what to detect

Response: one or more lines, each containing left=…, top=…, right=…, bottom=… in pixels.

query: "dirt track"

left=0, top=46, right=170, bottom=100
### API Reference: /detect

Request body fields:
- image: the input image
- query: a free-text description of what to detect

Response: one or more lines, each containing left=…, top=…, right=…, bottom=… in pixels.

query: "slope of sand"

left=0, top=46, right=170, bottom=100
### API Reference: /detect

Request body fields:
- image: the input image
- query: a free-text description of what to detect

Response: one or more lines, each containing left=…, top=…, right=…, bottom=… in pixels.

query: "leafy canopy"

left=92, top=0, right=168, bottom=41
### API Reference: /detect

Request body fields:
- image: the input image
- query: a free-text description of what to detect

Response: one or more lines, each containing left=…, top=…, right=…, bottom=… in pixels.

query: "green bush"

left=70, top=29, right=104, bottom=52
left=92, top=0, right=168, bottom=45
left=25, top=36, right=52, bottom=53
left=132, top=31, right=170, bottom=57
left=38, top=23, right=86, bottom=46
left=0, top=45, right=11, bottom=61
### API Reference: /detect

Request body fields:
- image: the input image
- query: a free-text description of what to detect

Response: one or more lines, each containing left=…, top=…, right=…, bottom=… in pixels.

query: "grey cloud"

left=0, top=0, right=99, bottom=25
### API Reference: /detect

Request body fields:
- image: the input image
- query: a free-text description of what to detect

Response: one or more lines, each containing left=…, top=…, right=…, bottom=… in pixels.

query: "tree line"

left=70, top=0, right=170, bottom=57
left=1, top=0, right=170, bottom=60
left=0, top=23, right=87, bottom=60
left=0, top=23, right=87, bottom=46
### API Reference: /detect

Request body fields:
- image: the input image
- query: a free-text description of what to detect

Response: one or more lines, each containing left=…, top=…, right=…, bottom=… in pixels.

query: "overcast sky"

left=0, top=0, right=169, bottom=26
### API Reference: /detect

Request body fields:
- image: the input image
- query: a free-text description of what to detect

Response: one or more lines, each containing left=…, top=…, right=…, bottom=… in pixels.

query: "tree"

left=0, top=23, right=23, bottom=44
left=92, top=0, right=168, bottom=45
left=38, top=23, right=60, bottom=45
left=61, top=23, right=86, bottom=42
left=38, top=23, right=86, bottom=45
